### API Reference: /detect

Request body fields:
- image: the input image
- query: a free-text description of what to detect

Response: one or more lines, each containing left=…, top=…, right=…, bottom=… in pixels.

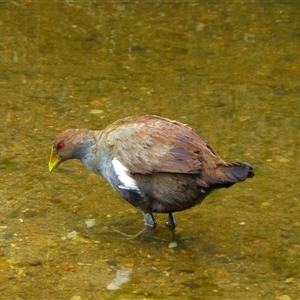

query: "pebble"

left=27, top=259, right=42, bottom=266
left=252, top=239, right=261, bottom=244
left=106, top=267, right=132, bottom=291
left=2, top=233, right=14, bottom=240
left=90, top=109, right=104, bottom=114
left=280, top=225, right=292, bottom=232
left=84, top=219, right=96, bottom=228
left=23, top=209, right=38, bottom=218
left=239, top=116, right=251, bottom=122
left=169, top=241, right=178, bottom=248
left=279, top=157, right=289, bottom=163
left=152, top=260, right=171, bottom=267
left=284, top=277, right=294, bottom=283
left=276, top=295, right=291, bottom=300
left=7, top=207, right=21, bottom=218
left=105, top=259, right=118, bottom=266
left=90, top=98, right=108, bottom=106
left=126, top=263, right=134, bottom=268
left=178, top=268, right=195, bottom=274
left=67, top=231, right=78, bottom=239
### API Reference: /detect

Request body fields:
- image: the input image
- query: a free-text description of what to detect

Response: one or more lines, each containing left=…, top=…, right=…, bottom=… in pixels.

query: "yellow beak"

left=49, top=148, right=63, bottom=172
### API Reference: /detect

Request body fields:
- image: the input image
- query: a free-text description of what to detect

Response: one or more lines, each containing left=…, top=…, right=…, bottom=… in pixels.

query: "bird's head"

left=49, top=129, right=96, bottom=172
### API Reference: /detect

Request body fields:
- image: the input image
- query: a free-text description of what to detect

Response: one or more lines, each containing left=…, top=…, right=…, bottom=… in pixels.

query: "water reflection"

left=0, top=1, right=299, bottom=299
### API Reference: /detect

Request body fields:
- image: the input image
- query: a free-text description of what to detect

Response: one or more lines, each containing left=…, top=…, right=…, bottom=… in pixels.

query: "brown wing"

left=102, top=115, right=223, bottom=175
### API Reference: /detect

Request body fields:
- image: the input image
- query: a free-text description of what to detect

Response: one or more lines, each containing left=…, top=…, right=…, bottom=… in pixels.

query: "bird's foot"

left=112, top=228, right=146, bottom=240
left=111, top=213, right=157, bottom=240
left=167, top=227, right=196, bottom=248
left=165, top=212, right=180, bottom=247
left=112, top=226, right=155, bottom=240
left=167, top=232, right=197, bottom=248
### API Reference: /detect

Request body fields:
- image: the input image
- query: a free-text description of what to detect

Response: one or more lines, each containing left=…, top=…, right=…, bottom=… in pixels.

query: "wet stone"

left=27, top=259, right=42, bottom=266
left=280, top=233, right=291, bottom=239
left=277, top=295, right=292, bottom=300
left=284, top=277, right=294, bottom=283
left=50, top=198, right=62, bottom=203
left=105, top=259, right=119, bottom=266
left=7, top=207, right=21, bottom=218
left=129, top=45, right=145, bottom=52
left=181, top=281, right=201, bottom=290
left=70, top=296, right=82, bottom=300
left=23, top=209, right=38, bottom=218
left=280, top=225, right=293, bottom=232
left=2, top=233, right=14, bottom=240
left=178, top=268, right=196, bottom=274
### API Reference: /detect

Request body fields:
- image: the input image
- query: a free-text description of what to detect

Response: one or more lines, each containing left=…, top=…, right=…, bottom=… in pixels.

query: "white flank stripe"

left=112, top=158, right=141, bottom=194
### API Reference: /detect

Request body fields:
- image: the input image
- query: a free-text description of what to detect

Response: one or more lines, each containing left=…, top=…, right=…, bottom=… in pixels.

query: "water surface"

left=0, top=1, right=299, bottom=299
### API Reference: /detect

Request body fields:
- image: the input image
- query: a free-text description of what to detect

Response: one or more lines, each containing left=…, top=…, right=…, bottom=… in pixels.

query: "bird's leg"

left=112, top=212, right=157, bottom=240
left=166, top=213, right=177, bottom=242
left=142, top=212, right=157, bottom=238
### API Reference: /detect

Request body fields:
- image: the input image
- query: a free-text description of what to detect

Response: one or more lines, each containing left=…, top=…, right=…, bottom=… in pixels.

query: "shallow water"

left=0, top=1, right=299, bottom=299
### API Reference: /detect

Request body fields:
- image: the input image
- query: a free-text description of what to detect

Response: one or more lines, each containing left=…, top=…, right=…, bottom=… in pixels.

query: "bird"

left=49, top=114, right=254, bottom=241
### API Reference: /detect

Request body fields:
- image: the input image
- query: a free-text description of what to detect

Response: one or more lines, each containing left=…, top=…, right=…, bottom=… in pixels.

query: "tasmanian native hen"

left=49, top=114, right=254, bottom=241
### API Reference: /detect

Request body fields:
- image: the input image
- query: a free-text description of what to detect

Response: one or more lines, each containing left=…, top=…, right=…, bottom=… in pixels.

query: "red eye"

left=57, top=142, right=65, bottom=150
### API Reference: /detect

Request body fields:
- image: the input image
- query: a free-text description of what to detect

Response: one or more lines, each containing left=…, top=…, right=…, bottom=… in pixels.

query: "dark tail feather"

left=227, top=162, right=254, bottom=181
left=211, top=162, right=254, bottom=189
